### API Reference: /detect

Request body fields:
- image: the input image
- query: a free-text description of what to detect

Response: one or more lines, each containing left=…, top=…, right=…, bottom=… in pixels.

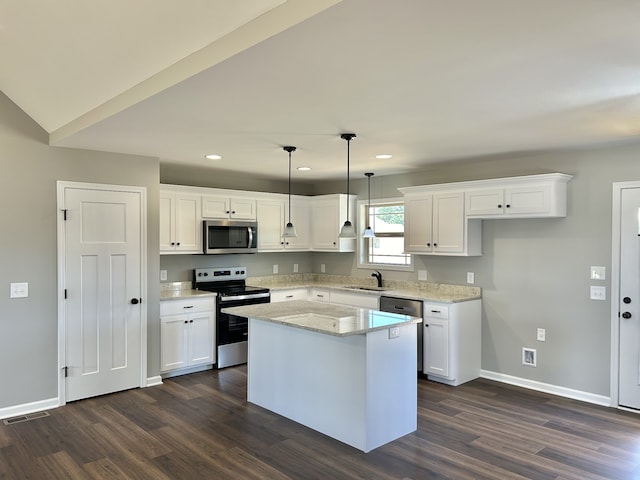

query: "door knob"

left=131, top=298, right=140, bottom=305
left=622, top=312, right=632, bottom=319
left=623, top=297, right=632, bottom=304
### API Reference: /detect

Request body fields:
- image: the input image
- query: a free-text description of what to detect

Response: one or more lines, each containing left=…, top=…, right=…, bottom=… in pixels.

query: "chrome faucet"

left=371, top=270, right=383, bottom=288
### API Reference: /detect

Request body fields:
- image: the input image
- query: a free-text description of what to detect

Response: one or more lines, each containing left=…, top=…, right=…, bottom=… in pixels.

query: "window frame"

left=356, top=197, right=413, bottom=272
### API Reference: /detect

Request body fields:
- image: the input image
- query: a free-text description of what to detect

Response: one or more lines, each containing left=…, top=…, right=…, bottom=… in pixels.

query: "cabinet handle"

left=497, top=204, right=502, bottom=208
left=316, top=294, right=324, bottom=298
left=183, top=305, right=194, bottom=309
left=189, top=320, right=194, bottom=323
left=226, top=210, right=230, bottom=214
left=430, top=310, right=441, bottom=313
left=285, top=295, right=294, bottom=299
left=281, top=242, right=285, bottom=245
left=506, top=204, right=511, bottom=208
left=232, top=211, right=236, bottom=214
left=184, top=320, right=188, bottom=324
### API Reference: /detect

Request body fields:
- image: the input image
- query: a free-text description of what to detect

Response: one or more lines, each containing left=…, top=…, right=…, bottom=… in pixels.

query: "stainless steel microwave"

left=203, top=220, right=258, bottom=254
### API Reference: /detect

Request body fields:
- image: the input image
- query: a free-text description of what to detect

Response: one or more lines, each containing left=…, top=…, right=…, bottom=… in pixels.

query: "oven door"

left=216, top=294, right=270, bottom=346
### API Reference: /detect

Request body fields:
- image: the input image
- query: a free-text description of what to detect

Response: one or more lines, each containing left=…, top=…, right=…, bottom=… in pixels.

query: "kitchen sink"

left=343, top=285, right=388, bottom=292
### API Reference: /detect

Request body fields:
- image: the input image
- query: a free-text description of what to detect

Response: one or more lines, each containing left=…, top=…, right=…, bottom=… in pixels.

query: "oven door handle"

left=219, top=292, right=270, bottom=302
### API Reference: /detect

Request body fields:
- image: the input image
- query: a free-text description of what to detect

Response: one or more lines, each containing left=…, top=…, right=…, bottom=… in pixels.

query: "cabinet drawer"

left=424, top=303, right=449, bottom=319
left=160, top=297, right=215, bottom=316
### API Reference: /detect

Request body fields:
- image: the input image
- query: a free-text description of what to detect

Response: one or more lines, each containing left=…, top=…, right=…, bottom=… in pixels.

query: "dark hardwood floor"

left=2, top=367, right=640, bottom=479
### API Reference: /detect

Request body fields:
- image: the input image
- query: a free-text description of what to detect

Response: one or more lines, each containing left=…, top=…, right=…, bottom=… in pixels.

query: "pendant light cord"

left=345, top=138, right=350, bottom=221
left=288, top=149, right=292, bottom=224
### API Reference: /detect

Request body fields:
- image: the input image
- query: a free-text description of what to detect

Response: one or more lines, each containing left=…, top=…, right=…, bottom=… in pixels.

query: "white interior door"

left=60, top=183, right=145, bottom=402
left=617, top=186, right=640, bottom=409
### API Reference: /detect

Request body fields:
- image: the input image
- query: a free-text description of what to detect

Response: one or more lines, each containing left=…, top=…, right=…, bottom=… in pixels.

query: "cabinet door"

left=159, top=193, right=175, bottom=251
left=284, top=199, right=310, bottom=250
left=257, top=199, right=286, bottom=251
left=202, top=195, right=230, bottom=219
left=229, top=198, right=257, bottom=220
left=404, top=195, right=433, bottom=253
left=465, top=188, right=504, bottom=216
left=161, top=315, right=189, bottom=371
left=310, top=288, right=330, bottom=302
left=433, top=192, right=464, bottom=253
left=174, top=195, right=202, bottom=252
left=505, top=185, right=551, bottom=216
left=188, top=311, right=214, bottom=366
left=311, top=201, right=340, bottom=250
left=424, top=318, right=449, bottom=378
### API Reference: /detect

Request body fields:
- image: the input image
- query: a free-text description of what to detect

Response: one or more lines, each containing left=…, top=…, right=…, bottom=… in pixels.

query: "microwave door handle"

left=248, top=227, right=253, bottom=247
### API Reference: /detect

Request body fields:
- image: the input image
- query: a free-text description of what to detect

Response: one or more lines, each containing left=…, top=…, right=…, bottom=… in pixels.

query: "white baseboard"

left=480, top=370, right=611, bottom=407
left=0, top=397, right=59, bottom=421
left=146, top=375, right=163, bottom=387
left=161, top=364, right=213, bottom=379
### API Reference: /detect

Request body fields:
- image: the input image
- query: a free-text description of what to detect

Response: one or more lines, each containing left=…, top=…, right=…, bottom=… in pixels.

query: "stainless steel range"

left=193, top=266, right=270, bottom=368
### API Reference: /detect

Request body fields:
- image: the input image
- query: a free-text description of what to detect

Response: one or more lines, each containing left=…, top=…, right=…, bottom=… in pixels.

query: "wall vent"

left=3, top=411, right=50, bottom=425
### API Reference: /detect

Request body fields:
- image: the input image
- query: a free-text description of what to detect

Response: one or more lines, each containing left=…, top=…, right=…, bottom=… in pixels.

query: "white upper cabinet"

left=310, top=194, right=357, bottom=252
left=464, top=173, right=572, bottom=218
left=160, top=189, right=202, bottom=254
left=256, top=196, right=310, bottom=251
left=202, top=195, right=256, bottom=220
left=402, top=190, right=480, bottom=256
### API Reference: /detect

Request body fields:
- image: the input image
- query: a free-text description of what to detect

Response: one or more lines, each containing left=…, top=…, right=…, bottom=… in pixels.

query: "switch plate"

left=467, top=272, right=475, bottom=284
left=273, top=264, right=279, bottom=274
left=10, top=282, right=28, bottom=298
left=537, top=328, right=546, bottom=342
left=320, top=263, right=326, bottom=273
left=160, top=270, right=167, bottom=281
left=389, top=327, right=400, bottom=339
left=590, top=285, right=606, bottom=300
left=293, top=263, right=299, bottom=273
left=590, top=266, right=606, bottom=280
left=418, top=270, right=427, bottom=281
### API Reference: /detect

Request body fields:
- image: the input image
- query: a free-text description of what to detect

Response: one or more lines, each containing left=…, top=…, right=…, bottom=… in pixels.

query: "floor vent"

left=3, top=411, right=50, bottom=425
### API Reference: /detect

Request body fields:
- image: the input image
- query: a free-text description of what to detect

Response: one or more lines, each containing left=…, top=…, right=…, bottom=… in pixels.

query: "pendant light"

left=282, top=146, right=298, bottom=238
left=338, top=133, right=357, bottom=238
left=363, top=172, right=376, bottom=238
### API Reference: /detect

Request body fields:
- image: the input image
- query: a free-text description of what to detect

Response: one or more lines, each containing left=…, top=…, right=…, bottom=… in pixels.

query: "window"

left=358, top=199, right=412, bottom=270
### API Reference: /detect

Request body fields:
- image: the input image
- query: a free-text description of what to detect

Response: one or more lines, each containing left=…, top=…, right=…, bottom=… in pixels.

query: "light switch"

left=160, top=270, right=168, bottom=281
left=590, top=286, right=606, bottom=301
left=10, top=282, right=28, bottom=298
left=418, top=270, right=427, bottom=281
left=273, top=264, right=279, bottom=274
left=467, top=272, right=475, bottom=284
left=590, top=266, right=606, bottom=280
left=293, top=263, right=299, bottom=273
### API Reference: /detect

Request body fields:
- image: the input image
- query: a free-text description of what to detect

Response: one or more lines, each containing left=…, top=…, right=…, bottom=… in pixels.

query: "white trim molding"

left=146, top=376, right=164, bottom=387
left=480, top=370, right=611, bottom=407
left=0, top=397, right=59, bottom=421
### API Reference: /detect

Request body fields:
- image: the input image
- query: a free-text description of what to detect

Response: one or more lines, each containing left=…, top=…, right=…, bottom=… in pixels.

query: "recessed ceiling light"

left=204, top=154, right=222, bottom=160
left=297, top=166, right=311, bottom=171
left=376, top=154, right=392, bottom=159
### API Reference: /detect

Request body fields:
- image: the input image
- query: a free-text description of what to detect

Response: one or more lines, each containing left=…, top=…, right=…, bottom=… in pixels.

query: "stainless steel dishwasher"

left=379, top=296, right=424, bottom=372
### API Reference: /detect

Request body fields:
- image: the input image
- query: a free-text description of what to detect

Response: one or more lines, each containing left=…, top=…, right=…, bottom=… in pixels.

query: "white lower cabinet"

left=270, top=288, right=310, bottom=302
left=309, top=288, right=330, bottom=302
left=329, top=290, right=379, bottom=309
left=160, top=297, right=215, bottom=373
left=423, top=299, right=481, bottom=386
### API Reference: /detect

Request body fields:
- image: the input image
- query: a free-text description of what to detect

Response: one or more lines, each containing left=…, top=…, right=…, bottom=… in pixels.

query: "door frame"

left=610, top=181, right=640, bottom=408
left=56, top=181, right=148, bottom=406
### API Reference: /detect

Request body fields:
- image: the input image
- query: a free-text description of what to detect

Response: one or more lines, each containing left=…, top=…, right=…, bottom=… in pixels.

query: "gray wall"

left=0, top=92, right=160, bottom=409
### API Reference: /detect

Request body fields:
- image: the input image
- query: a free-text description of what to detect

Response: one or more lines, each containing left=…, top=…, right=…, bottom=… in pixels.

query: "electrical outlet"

left=590, top=285, right=606, bottom=300
left=160, top=270, right=167, bottom=281
left=467, top=272, right=475, bottom=284
left=418, top=270, right=427, bottom=281
left=293, top=263, right=299, bottom=273
left=273, top=264, right=278, bottom=274
left=388, top=327, right=400, bottom=339
left=321, top=263, right=326, bottom=273
left=537, top=328, right=546, bottom=342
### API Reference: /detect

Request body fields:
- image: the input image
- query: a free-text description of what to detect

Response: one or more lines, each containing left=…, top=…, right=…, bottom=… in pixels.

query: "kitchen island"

left=222, top=300, right=422, bottom=453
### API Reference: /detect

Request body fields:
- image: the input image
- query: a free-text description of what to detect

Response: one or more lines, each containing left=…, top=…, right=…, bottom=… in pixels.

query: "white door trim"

left=610, top=181, right=640, bottom=408
left=56, top=181, right=148, bottom=406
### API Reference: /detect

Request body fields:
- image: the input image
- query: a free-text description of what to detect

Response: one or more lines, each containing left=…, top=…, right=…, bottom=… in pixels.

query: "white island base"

left=247, top=317, right=417, bottom=453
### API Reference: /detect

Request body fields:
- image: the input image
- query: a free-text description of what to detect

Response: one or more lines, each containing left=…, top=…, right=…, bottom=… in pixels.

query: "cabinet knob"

left=176, top=242, right=180, bottom=246
left=232, top=211, right=236, bottom=214
left=226, top=210, right=230, bottom=214
left=433, top=243, right=437, bottom=247
left=333, top=241, right=336, bottom=245
left=189, top=320, right=194, bottom=323
left=171, top=242, right=175, bottom=246
left=426, top=242, right=431, bottom=247
left=497, top=204, right=502, bottom=208
left=506, top=204, right=511, bottom=208
left=184, top=320, right=188, bottom=324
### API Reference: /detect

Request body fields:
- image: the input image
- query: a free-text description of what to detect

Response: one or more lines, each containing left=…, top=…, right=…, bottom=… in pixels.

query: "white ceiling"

left=3, top=0, right=640, bottom=181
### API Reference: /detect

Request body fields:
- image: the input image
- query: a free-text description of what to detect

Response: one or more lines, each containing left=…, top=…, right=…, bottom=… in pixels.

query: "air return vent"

left=3, top=411, right=50, bottom=425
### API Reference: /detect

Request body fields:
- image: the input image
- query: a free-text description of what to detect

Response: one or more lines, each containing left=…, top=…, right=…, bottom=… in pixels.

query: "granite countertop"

left=160, top=282, right=217, bottom=301
left=247, top=274, right=481, bottom=303
left=222, top=300, right=422, bottom=337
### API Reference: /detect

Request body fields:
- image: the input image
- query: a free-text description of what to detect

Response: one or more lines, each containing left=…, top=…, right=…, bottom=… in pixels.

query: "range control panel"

left=194, top=266, right=247, bottom=283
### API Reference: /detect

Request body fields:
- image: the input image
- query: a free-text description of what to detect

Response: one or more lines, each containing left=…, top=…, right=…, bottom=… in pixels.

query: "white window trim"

left=356, top=197, right=414, bottom=272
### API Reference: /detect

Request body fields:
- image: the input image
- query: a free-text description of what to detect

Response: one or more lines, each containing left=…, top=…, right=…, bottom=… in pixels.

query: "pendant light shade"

left=282, top=146, right=298, bottom=238
left=363, top=172, right=376, bottom=238
left=339, top=133, right=357, bottom=238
